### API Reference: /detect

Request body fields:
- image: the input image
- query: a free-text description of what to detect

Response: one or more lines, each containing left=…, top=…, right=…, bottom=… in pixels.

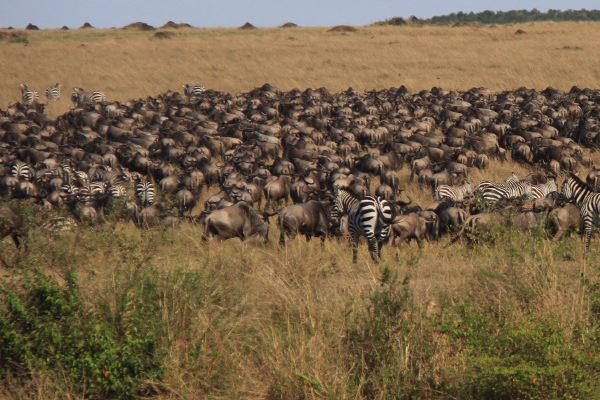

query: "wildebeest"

left=0, top=205, right=27, bottom=249
left=390, top=213, right=430, bottom=248
left=277, top=200, right=329, bottom=246
left=547, top=204, right=581, bottom=240
left=203, top=201, right=269, bottom=242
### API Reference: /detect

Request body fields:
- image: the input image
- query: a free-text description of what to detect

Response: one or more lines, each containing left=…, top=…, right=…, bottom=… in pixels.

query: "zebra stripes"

left=71, top=87, right=106, bottom=107
left=560, top=174, right=600, bottom=253
left=183, top=83, right=205, bottom=101
left=11, top=161, right=33, bottom=181
left=530, top=179, right=558, bottom=200
left=134, top=175, right=155, bottom=207
left=45, top=83, right=62, bottom=101
left=108, top=184, right=127, bottom=198
left=19, top=84, right=39, bottom=104
left=435, top=182, right=473, bottom=202
left=480, top=180, right=532, bottom=203
left=333, top=188, right=393, bottom=263
left=476, top=173, right=532, bottom=204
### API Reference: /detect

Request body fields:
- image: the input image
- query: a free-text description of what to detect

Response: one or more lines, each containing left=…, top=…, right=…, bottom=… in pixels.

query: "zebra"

left=332, top=188, right=394, bottom=263
left=19, top=84, right=39, bottom=104
left=105, top=167, right=132, bottom=187
left=60, top=184, right=80, bottom=203
left=434, top=182, right=473, bottom=203
left=478, top=179, right=532, bottom=204
left=11, top=161, right=34, bottom=181
left=61, top=163, right=75, bottom=185
left=134, top=175, right=155, bottom=207
left=77, top=182, right=109, bottom=206
left=560, top=174, right=600, bottom=252
left=108, top=184, right=127, bottom=199
left=476, top=172, right=519, bottom=193
left=45, top=83, right=62, bottom=101
left=74, top=170, right=90, bottom=186
left=530, top=179, right=558, bottom=200
left=71, top=87, right=106, bottom=107
left=183, top=83, right=205, bottom=101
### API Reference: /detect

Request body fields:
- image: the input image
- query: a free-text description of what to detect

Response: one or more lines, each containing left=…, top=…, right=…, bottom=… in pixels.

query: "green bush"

left=346, top=261, right=600, bottom=399
left=0, top=271, right=165, bottom=399
left=346, top=268, right=434, bottom=398
left=442, top=305, right=599, bottom=399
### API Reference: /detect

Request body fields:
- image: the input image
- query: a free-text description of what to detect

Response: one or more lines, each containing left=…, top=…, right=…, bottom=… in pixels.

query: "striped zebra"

left=560, top=174, right=600, bottom=252
left=530, top=179, right=558, bottom=200
left=332, top=188, right=394, bottom=263
left=476, top=172, right=519, bottom=193
left=60, top=184, right=80, bottom=203
left=61, top=163, right=75, bottom=185
left=106, top=167, right=132, bottom=186
left=478, top=179, right=532, bottom=204
left=79, top=182, right=107, bottom=205
left=71, top=87, right=106, bottom=107
left=108, top=184, right=127, bottom=199
left=434, top=182, right=473, bottom=203
left=45, top=83, right=62, bottom=101
left=11, top=161, right=34, bottom=181
left=134, top=175, right=155, bottom=207
left=74, top=170, right=90, bottom=186
left=183, top=83, right=205, bottom=101
left=19, top=84, right=39, bottom=104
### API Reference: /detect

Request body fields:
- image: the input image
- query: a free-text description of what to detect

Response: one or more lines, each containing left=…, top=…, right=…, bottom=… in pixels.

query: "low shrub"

left=0, top=270, right=165, bottom=399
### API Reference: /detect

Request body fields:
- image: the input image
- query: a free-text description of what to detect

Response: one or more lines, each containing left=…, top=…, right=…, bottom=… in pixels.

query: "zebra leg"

left=378, top=239, right=384, bottom=260
left=367, top=236, right=380, bottom=263
left=584, top=220, right=593, bottom=254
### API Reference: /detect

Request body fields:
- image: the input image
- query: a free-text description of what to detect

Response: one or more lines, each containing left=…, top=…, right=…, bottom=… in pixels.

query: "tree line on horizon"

left=376, top=8, right=600, bottom=25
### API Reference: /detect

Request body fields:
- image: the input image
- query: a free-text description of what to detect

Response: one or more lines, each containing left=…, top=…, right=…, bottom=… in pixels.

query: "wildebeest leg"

left=305, top=233, right=312, bottom=242
left=416, top=236, right=424, bottom=249
left=552, top=229, right=564, bottom=241
left=319, top=235, right=326, bottom=249
left=279, top=230, right=286, bottom=246
left=11, top=233, right=25, bottom=251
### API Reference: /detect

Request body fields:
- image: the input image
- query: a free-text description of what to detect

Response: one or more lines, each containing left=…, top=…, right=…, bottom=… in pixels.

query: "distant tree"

left=377, top=8, right=600, bottom=25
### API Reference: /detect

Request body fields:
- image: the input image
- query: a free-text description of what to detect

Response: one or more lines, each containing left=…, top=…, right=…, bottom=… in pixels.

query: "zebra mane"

left=568, top=173, right=591, bottom=191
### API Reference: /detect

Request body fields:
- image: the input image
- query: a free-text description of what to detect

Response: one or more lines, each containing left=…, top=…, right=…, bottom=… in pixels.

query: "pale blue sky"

left=0, top=1, right=598, bottom=28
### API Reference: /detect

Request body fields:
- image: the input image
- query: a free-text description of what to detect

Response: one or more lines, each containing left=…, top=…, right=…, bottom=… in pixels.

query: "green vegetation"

left=376, top=9, right=600, bottom=26
left=0, top=201, right=598, bottom=398
left=0, top=271, right=164, bottom=399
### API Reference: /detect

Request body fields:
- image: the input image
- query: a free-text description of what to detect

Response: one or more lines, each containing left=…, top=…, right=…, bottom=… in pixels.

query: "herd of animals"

left=2, top=82, right=600, bottom=262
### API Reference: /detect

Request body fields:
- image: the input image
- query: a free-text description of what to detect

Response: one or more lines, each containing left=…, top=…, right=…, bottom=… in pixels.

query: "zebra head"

left=464, top=182, right=473, bottom=194
left=19, top=83, right=28, bottom=93
left=559, top=174, right=587, bottom=205
left=71, top=87, right=84, bottom=105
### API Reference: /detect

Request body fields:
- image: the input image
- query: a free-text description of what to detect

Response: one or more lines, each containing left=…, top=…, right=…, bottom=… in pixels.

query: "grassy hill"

left=1, top=22, right=600, bottom=114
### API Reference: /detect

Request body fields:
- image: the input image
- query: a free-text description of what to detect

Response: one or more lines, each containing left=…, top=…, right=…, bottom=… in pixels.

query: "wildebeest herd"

left=2, top=83, right=600, bottom=262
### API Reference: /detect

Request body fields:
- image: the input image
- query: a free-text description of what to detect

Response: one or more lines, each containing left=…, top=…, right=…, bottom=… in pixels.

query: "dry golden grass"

left=1, top=22, right=600, bottom=115
left=0, top=218, right=592, bottom=399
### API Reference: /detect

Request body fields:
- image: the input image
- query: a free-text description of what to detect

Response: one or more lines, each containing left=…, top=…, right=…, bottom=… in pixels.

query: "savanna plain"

left=0, top=22, right=599, bottom=399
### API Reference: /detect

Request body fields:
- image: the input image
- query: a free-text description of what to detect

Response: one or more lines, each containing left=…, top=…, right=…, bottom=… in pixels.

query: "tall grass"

left=0, top=201, right=598, bottom=399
